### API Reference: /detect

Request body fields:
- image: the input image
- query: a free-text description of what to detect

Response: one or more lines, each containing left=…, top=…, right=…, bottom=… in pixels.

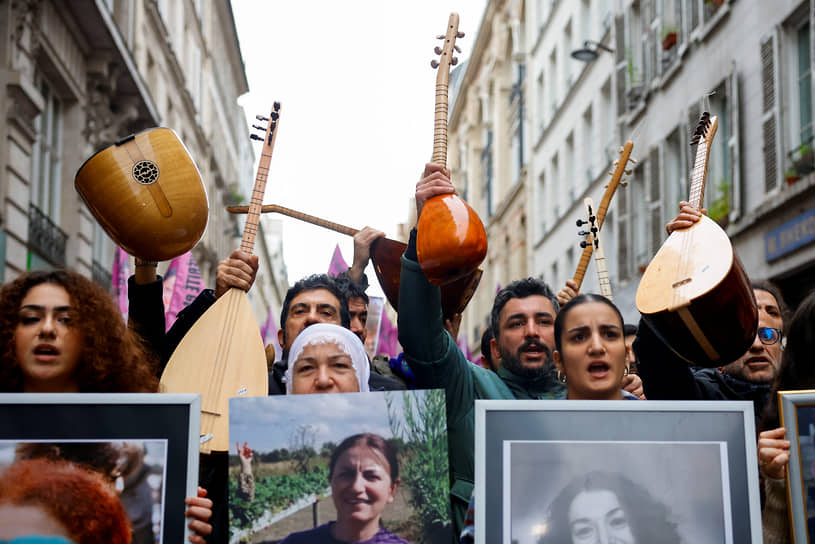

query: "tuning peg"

left=255, top=115, right=269, bottom=121
left=576, top=219, right=587, bottom=226
left=629, top=157, right=637, bottom=164
left=618, top=146, right=624, bottom=153
left=457, top=31, right=465, bottom=38
left=252, top=124, right=265, bottom=131
left=436, top=34, right=445, bottom=39
left=625, top=169, right=632, bottom=175
left=454, top=45, right=461, bottom=53
left=620, top=180, right=628, bottom=186
left=580, top=241, right=589, bottom=248
left=434, top=46, right=442, bottom=54
left=451, top=57, right=459, bottom=65
left=578, top=230, right=589, bottom=236
left=431, top=60, right=440, bottom=68
left=250, top=134, right=263, bottom=141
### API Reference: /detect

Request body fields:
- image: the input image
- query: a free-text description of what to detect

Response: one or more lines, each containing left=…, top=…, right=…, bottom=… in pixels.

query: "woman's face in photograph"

left=330, top=444, right=397, bottom=526
left=291, top=340, right=359, bottom=394
left=568, top=489, right=635, bottom=544
left=0, top=504, right=73, bottom=540
left=554, top=302, right=627, bottom=400
left=14, top=283, right=82, bottom=392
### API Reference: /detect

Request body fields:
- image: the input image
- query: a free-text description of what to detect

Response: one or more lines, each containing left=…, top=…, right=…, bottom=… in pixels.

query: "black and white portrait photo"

left=505, top=440, right=731, bottom=544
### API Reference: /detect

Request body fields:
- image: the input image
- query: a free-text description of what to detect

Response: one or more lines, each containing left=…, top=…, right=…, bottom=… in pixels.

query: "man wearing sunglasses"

left=634, top=204, right=790, bottom=425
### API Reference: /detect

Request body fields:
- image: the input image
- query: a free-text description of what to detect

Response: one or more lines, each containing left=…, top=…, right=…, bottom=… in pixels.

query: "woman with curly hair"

left=539, top=470, right=680, bottom=544
left=0, top=457, right=131, bottom=543
left=0, top=269, right=157, bottom=393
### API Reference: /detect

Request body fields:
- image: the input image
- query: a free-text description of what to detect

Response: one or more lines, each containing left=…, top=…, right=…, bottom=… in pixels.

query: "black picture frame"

left=475, top=399, right=761, bottom=543
left=0, top=393, right=200, bottom=543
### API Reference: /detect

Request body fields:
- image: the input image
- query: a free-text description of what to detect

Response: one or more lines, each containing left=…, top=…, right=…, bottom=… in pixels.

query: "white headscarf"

left=284, top=323, right=370, bottom=394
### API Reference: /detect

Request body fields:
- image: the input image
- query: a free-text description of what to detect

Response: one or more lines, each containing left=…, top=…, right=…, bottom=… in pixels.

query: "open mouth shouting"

left=518, top=340, right=550, bottom=365
left=587, top=361, right=611, bottom=379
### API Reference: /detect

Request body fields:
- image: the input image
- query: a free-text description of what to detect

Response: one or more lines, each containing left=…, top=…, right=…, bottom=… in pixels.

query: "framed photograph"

left=0, top=393, right=200, bottom=543
left=228, top=389, right=452, bottom=544
left=779, top=389, right=815, bottom=543
left=475, top=400, right=761, bottom=544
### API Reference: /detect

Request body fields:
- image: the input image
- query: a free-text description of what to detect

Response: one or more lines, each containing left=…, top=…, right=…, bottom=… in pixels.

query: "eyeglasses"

left=758, top=327, right=783, bottom=346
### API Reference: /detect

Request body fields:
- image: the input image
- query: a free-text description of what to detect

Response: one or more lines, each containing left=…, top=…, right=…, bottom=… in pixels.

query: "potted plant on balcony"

left=708, top=179, right=730, bottom=228
left=785, top=167, right=801, bottom=186
left=625, top=53, right=644, bottom=109
left=791, top=143, right=815, bottom=176
left=661, top=25, right=678, bottom=50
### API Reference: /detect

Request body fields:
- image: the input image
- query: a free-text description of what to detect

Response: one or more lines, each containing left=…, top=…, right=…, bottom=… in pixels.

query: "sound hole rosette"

left=132, top=160, right=160, bottom=184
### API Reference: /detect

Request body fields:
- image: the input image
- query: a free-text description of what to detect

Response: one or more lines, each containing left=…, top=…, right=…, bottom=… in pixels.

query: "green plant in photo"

left=387, top=390, right=451, bottom=543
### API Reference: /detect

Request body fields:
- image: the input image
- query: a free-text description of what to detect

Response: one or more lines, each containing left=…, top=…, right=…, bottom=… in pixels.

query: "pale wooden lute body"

left=636, top=114, right=757, bottom=366
left=160, top=105, right=281, bottom=453
left=74, top=127, right=208, bottom=261
left=225, top=203, right=482, bottom=319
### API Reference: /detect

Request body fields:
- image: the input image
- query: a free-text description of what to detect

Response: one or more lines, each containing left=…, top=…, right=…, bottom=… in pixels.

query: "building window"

left=797, top=22, right=813, bottom=146
left=510, top=63, right=525, bottom=185
left=92, top=224, right=113, bottom=288
left=31, top=76, right=63, bottom=224
left=481, top=129, right=494, bottom=217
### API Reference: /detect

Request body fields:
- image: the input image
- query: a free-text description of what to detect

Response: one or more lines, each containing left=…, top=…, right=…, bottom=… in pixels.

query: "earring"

left=557, top=370, right=567, bottom=384
left=623, top=365, right=630, bottom=376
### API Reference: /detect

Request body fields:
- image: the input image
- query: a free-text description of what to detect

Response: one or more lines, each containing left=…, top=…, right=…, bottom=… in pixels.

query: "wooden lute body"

left=74, top=127, right=208, bottom=261
left=636, top=114, right=757, bottom=366
left=160, top=105, right=281, bottom=453
left=225, top=203, right=482, bottom=319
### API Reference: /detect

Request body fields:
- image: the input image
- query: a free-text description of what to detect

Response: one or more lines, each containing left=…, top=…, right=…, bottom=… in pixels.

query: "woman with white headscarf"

left=284, top=323, right=371, bottom=394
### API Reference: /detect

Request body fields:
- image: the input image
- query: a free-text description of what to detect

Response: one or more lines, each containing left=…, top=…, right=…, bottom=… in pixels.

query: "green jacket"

left=397, top=251, right=565, bottom=535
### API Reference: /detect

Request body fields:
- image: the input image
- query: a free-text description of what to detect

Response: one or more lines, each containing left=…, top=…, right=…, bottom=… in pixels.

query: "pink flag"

left=110, top=247, right=130, bottom=319
left=457, top=331, right=472, bottom=362
left=327, top=244, right=348, bottom=276
left=164, top=251, right=205, bottom=331
left=376, top=309, right=401, bottom=358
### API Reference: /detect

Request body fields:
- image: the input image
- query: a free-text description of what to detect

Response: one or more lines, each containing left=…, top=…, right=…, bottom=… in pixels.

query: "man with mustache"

left=398, top=163, right=641, bottom=534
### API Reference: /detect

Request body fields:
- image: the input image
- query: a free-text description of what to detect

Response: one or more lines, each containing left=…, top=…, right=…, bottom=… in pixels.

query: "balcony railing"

left=28, top=204, right=67, bottom=267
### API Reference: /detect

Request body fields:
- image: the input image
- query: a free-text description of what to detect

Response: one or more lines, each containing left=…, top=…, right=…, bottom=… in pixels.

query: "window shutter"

left=727, top=70, right=742, bottom=220
left=648, top=147, right=662, bottom=255
left=615, top=14, right=627, bottom=117
left=760, top=31, right=782, bottom=193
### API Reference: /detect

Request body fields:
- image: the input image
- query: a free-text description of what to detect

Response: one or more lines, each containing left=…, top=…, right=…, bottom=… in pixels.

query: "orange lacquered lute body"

left=74, top=128, right=208, bottom=262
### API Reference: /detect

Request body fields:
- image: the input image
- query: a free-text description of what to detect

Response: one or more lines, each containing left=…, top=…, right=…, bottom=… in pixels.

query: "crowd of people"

left=0, top=161, right=811, bottom=544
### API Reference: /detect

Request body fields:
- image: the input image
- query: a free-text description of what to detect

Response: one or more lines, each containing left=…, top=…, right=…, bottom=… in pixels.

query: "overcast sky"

left=232, top=1, right=488, bottom=294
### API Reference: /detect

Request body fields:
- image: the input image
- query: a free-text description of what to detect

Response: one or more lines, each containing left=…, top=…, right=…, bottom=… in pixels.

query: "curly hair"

left=540, top=470, right=681, bottom=544
left=0, top=269, right=158, bottom=392
left=0, top=458, right=131, bottom=543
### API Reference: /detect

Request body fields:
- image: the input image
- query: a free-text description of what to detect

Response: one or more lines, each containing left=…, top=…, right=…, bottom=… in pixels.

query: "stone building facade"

left=0, top=0, right=287, bottom=322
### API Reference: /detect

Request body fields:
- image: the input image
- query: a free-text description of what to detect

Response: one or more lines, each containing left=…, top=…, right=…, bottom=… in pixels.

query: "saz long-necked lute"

left=225, top=203, right=481, bottom=320
left=415, top=13, right=487, bottom=286
left=636, top=113, right=757, bottom=366
left=570, top=142, right=634, bottom=290
left=160, top=105, right=281, bottom=453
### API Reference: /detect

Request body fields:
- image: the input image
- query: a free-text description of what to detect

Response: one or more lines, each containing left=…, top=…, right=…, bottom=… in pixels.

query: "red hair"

left=0, top=458, right=131, bottom=543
